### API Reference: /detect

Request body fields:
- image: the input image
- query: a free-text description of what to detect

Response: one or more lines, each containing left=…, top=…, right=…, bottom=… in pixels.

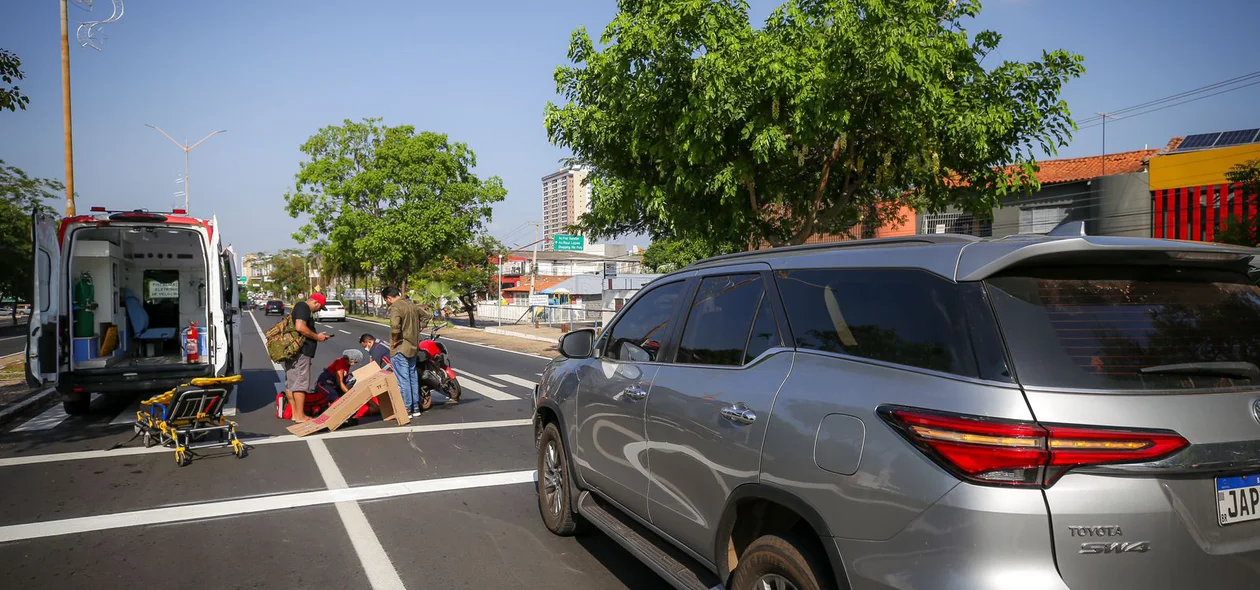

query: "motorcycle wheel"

left=444, top=380, right=462, bottom=403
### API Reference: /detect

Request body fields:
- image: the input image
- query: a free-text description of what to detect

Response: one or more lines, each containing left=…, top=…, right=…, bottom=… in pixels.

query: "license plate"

left=1216, top=474, right=1260, bottom=526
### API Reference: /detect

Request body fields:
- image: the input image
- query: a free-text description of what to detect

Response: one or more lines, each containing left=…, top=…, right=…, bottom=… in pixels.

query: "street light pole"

left=60, top=0, right=76, bottom=217
left=145, top=125, right=226, bottom=212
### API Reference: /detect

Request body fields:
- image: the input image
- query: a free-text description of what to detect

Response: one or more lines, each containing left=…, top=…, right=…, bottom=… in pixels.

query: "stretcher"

left=131, top=375, right=247, bottom=466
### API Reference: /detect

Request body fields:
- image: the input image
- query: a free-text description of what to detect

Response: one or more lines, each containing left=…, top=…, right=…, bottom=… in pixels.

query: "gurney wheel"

left=142, top=431, right=155, bottom=448
left=234, top=445, right=247, bottom=459
left=175, top=450, right=190, bottom=467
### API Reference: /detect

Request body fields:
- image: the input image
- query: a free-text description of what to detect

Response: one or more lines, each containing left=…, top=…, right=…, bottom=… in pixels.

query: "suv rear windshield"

left=986, top=266, right=1260, bottom=391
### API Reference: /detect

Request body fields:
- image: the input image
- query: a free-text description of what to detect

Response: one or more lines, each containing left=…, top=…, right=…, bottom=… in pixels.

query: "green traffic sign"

left=553, top=234, right=585, bottom=251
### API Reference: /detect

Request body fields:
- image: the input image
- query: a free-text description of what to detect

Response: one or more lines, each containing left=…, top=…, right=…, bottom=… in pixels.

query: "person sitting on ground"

left=359, top=333, right=393, bottom=370
left=310, top=349, right=379, bottom=426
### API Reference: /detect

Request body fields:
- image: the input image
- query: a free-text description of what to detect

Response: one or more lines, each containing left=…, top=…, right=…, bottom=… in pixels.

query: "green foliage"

left=0, top=49, right=30, bottom=113
left=642, top=237, right=740, bottom=273
left=284, top=118, right=507, bottom=288
left=0, top=160, right=60, bottom=316
left=267, top=251, right=309, bottom=302
left=545, top=0, right=1084, bottom=247
left=1215, top=160, right=1260, bottom=248
left=418, top=235, right=504, bottom=327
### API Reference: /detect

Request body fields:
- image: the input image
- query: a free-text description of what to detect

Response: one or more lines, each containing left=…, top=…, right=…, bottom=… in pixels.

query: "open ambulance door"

left=25, top=212, right=62, bottom=388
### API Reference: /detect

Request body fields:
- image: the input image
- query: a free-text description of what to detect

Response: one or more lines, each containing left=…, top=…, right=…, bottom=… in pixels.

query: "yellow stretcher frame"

left=132, top=375, right=247, bottom=466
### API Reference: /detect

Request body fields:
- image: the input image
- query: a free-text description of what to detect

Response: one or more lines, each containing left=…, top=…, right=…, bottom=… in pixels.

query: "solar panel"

left=1215, top=128, right=1260, bottom=147
left=1177, top=133, right=1221, bottom=150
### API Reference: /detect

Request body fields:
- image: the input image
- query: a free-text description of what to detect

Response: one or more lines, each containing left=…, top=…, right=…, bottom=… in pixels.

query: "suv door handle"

left=720, top=403, right=757, bottom=425
left=620, top=385, right=648, bottom=401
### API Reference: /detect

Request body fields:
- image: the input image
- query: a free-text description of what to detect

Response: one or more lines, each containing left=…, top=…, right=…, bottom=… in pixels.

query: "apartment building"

left=541, top=166, right=591, bottom=249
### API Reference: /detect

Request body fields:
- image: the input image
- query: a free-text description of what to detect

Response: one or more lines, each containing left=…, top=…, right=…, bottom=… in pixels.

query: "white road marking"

left=458, top=379, right=520, bottom=402
left=452, top=368, right=506, bottom=388
left=248, top=311, right=289, bottom=383
left=12, top=393, right=99, bottom=432
left=307, top=438, right=405, bottom=590
left=0, top=334, right=26, bottom=342
left=0, top=418, right=532, bottom=468
left=345, top=316, right=553, bottom=360
left=491, top=374, right=538, bottom=390
left=338, top=329, right=352, bottom=334
left=0, top=469, right=537, bottom=544
left=0, top=387, right=53, bottom=423
left=109, top=402, right=140, bottom=426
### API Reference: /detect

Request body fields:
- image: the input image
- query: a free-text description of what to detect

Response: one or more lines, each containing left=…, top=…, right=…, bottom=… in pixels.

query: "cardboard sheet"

left=287, top=362, right=409, bottom=437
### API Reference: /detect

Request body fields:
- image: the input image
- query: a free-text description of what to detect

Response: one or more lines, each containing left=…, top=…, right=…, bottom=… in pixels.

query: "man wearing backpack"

left=285, top=293, right=332, bottom=423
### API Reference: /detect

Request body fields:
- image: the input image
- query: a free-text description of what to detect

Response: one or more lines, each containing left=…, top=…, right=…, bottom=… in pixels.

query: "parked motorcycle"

left=418, top=323, right=462, bottom=409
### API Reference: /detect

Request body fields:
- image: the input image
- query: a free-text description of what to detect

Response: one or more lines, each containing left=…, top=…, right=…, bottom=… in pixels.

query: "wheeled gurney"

left=131, top=375, right=247, bottom=466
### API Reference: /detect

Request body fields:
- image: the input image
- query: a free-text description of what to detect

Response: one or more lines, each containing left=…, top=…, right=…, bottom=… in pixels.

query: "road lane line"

left=12, top=393, right=99, bottom=432
left=338, top=329, right=352, bottom=334
left=248, top=311, right=289, bottom=384
left=345, top=316, right=553, bottom=360
left=0, top=387, right=53, bottom=424
left=491, top=374, right=538, bottom=390
left=0, top=418, right=532, bottom=468
left=308, top=438, right=405, bottom=590
left=0, top=469, right=537, bottom=544
left=0, top=335, right=25, bottom=342
left=453, top=374, right=519, bottom=401
left=452, top=368, right=506, bottom=388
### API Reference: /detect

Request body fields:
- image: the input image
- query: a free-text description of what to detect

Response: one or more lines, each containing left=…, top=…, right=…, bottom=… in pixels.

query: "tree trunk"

left=466, top=307, right=477, bottom=328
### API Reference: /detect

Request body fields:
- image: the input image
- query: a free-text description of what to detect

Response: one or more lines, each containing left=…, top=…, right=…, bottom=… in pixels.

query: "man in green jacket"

left=382, top=286, right=428, bottom=415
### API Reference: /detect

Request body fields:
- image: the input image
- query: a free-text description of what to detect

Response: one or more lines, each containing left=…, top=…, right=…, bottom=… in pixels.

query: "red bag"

left=275, top=391, right=331, bottom=420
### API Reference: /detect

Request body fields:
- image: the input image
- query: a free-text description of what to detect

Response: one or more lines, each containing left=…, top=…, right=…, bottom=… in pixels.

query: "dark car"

left=264, top=300, right=284, bottom=315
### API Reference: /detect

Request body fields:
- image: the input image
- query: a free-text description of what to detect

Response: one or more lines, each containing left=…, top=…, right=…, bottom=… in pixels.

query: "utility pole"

left=145, top=125, right=227, bottom=212
left=497, top=254, right=503, bottom=327
left=60, top=0, right=76, bottom=217
left=529, top=222, right=542, bottom=296
left=1097, top=112, right=1114, bottom=177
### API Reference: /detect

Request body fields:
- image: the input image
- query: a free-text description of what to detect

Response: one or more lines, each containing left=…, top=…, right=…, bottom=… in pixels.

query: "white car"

left=315, top=299, right=347, bottom=322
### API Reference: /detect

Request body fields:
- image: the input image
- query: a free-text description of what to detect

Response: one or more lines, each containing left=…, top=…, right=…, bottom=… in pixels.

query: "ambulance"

left=26, top=208, right=242, bottom=414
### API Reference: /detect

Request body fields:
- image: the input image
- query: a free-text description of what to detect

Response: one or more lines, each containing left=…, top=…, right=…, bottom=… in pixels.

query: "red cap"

left=310, top=293, right=327, bottom=306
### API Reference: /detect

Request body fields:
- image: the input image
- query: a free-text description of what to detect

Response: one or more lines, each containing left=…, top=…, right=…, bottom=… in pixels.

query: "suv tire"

left=730, top=533, right=835, bottom=590
left=537, top=422, right=585, bottom=536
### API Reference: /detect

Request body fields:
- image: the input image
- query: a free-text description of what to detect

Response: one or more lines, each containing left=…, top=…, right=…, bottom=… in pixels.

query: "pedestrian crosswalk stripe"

left=491, top=374, right=537, bottom=390
left=109, top=402, right=139, bottom=426
left=0, top=469, right=537, bottom=544
left=457, top=378, right=520, bottom=402
left=452, top=368, right=506, bottom=388
left=13, top=393, right=99, bottom=432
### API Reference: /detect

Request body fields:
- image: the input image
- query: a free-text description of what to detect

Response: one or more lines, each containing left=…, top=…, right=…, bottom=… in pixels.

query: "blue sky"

left=2, top=0, right=1257, bottom=256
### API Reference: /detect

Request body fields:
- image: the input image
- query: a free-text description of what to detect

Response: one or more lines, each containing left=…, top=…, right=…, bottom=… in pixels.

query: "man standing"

left=285, top=293, right=331, bottom=423
left=382, top=286, right=427, bottom=416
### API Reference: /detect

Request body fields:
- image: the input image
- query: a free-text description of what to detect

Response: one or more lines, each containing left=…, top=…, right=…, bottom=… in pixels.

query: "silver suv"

left=533, top=231, right=1260, bottom=590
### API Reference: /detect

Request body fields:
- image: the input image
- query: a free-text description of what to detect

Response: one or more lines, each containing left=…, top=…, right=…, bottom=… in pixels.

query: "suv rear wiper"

left=1139, top=361, right=1260, bottom=380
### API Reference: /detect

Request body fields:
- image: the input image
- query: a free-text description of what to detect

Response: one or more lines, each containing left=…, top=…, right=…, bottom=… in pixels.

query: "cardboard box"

left=287, top=362, right=410, bottom=437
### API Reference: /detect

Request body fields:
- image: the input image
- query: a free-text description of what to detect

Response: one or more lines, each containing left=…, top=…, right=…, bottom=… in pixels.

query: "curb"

left=0, top=387, right=56, bottom=429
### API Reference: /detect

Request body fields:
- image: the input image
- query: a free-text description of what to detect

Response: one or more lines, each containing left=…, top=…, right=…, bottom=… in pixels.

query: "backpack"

left=264, top=313, right=305, bottom=363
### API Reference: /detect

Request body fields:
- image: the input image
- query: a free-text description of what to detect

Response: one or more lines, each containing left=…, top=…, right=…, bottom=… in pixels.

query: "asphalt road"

left=0, top=320, right=28, bottom=358
left=0, top=311, right=660, bottom=589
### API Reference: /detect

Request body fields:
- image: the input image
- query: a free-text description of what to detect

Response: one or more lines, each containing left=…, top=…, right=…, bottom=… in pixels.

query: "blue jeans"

left=393, top=352, right=419, bottom=410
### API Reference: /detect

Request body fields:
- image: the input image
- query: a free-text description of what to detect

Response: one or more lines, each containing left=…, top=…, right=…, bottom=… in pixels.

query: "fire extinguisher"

left=185, top=321, right=200, bottom=364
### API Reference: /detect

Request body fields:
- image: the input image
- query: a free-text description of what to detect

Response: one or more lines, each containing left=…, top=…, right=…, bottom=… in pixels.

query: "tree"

left=418, top=235, right=503, bottom=328
left=0, top=160, right=60, bottom=324
left=284, top=118, right=507, bottom=289
left=1, top=49, right=30, bottom=113
left=1215, top=159, right=1260, bottom=247
left=642, top=237, right=741, bottom=273
left=268, top=251, right=309, bottom=303
left=545, top=0, right=1084, bottom=248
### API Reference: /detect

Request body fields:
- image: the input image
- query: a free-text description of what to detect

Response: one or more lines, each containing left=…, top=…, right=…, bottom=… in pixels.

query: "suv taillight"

left=878, top=406, right=1189, bottom=488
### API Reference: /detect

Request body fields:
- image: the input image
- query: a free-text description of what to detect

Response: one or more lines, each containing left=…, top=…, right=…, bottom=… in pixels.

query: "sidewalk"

left=348, top=314, right=563, bottom=358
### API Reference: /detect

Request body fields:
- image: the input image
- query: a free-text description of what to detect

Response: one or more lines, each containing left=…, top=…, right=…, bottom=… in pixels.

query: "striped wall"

left=1152, top=183, right=1253, bottom=241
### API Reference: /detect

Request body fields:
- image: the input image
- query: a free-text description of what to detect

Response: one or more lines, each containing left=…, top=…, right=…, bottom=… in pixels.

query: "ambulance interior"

left=66, top=225, right=211, bottom=371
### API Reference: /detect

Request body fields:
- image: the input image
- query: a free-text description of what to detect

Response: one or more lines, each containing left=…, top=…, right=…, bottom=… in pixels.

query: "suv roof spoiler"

left=956, top=236, right=1257, bottom=281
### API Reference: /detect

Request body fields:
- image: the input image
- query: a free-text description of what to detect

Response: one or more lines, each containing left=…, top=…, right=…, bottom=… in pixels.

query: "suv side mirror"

left=559, top=328, right=596, bottom=359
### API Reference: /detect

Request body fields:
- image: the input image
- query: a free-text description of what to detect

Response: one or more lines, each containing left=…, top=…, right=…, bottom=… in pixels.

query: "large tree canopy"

left=642, top=237, right=740, bottom=273
left=285, top=118, right=506, bottom=287
left=545, top=0, right=1085, bottom=247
